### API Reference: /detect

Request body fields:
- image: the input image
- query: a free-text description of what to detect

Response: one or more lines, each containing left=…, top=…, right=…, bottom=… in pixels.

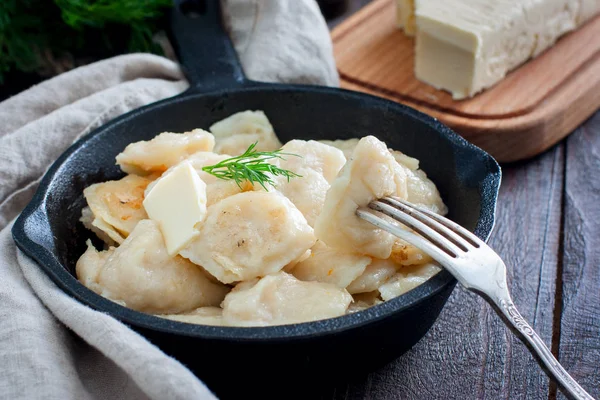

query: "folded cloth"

left=0, top=1, right=338, bottom=399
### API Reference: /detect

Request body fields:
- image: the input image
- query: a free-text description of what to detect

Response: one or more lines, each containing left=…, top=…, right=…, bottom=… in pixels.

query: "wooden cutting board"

left=332, top=0, right=600, bottom=162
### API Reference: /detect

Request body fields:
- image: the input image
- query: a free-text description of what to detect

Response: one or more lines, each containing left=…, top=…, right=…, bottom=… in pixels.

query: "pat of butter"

left=143, top=160, right=207, bottom=256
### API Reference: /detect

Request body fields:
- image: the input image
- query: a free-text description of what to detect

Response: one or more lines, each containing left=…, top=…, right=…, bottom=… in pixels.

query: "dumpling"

left=314, top=136, right=408, bottom=259
left=82, top=174, right=152, bottom=244
left=267, top=140, right=346, bottom=227
left=116, top=129, right=215, bottom=175
left=179, top=191, right=316, bottom=284
left=324, top=141, right=445, bottom=212
left=283, top=249, right=312, bottom=272
left=346, top=258, right=398, bottom=294
left=390, top=240, right=434, bottom=266
left=291, top=241, right=371, bottom=288
left=389, top=148, right=447, bottom=214
left=388, top=156, right=447, bottom=263
left=277, top=140, right=346, bottom=183
left=390, top=149, right=420, bottom=171
left=403, top=167, right=447, bottom=215
left=76, top=239, right=114, bottom=293
left=76, top=220, right=229, bottom=314
left=347, top=291, right=383, bottom=313
left=209, top=110, right=282, bottom=155
left=80, top=206, right=120, bottom=246
left=209, top=110, right=275, bottom=140
left=156, top=307, right=224, bottom=326
left=270, top=168, right=329, bottom=227
left=318, top=138, right=359, bottom=159
left=378, top=263, right=441, bottom=301
left=222, top=272, right=352, bottom=326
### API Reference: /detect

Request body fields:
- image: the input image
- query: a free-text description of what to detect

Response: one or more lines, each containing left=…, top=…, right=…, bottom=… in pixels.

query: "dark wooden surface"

left=324, top=2, right=600, bottom=399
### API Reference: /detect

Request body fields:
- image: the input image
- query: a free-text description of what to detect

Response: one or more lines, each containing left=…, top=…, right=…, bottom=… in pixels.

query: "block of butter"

left=143, top=160, right=208, bottom=256
left=399, top=0, right=600, bottom=99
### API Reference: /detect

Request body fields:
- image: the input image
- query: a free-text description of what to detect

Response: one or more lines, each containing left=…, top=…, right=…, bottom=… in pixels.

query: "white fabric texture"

left=0, top=1, right=338, bottom=399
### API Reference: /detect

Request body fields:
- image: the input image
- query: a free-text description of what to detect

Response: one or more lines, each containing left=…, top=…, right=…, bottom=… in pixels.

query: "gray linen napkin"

left=0, top=1, right=338, bottom=399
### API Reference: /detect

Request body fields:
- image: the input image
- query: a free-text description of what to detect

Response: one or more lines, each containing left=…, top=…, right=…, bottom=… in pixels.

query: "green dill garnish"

left=202, top=142, right=302, bottom=191
left=0, top=0, right=171, bottom=82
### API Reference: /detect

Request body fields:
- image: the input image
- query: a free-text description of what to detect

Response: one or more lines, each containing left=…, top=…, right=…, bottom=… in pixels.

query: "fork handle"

left=485, top=293, right=595, bottom=400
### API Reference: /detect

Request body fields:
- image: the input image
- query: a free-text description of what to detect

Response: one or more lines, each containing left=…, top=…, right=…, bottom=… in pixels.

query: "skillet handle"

left=168, top=0, right=247, bottom=92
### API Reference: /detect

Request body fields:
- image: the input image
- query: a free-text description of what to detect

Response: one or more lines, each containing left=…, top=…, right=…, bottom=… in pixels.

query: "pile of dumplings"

left=76, top=110, right=447, bottom=327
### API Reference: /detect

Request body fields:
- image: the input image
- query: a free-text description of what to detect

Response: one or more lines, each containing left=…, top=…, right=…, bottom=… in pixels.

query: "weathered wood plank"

left=557, top=112, right=600, bottom=399
left=325, top=145, right=565, bottom=399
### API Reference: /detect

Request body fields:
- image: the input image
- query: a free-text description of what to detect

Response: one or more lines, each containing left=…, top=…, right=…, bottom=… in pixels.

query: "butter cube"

left=143, top=160, right=207, bottom=255
left=414, top=0, right=600, bottom=99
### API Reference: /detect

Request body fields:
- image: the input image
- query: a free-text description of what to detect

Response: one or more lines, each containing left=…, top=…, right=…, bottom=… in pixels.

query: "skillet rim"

left=12, top=83, right=501, bottom=342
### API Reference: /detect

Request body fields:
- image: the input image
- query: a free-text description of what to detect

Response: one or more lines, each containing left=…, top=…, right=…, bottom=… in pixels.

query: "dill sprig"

left=202, top=142, right=302, bottom=191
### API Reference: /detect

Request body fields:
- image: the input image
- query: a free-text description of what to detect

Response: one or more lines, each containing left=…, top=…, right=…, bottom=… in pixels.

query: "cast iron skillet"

left=12, top=0, right=501, bottom=397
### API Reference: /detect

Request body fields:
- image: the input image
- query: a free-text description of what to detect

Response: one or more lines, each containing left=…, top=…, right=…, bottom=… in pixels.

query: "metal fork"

left=357, top=196, right=594, bottom=400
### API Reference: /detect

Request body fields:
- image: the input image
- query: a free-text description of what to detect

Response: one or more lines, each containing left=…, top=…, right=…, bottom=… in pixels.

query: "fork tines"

left=357, top=197, right=482, bottom=261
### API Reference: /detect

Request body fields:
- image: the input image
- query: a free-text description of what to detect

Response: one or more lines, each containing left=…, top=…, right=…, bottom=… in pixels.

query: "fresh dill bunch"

left=54, top=0, right=172, bottom=53
left=202, top=142, right=303, bottom=191
left=0, top=0, right=172, bottom=83
left=0, top=0, right=53, bottom=79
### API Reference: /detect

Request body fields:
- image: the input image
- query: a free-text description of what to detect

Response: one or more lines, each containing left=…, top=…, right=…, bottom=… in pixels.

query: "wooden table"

left=319, top=2, right=600, bottom=399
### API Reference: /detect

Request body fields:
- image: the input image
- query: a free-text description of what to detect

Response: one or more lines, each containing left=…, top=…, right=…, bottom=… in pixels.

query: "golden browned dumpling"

left=76, top=220, right=229, bottom=314
left=80, top=206, right=120, bottom=246
left=116, top=129, right=215, bottom=175
left=390, top=240, right=434, bottom=267
left=82, top=174, right=152, bottom=244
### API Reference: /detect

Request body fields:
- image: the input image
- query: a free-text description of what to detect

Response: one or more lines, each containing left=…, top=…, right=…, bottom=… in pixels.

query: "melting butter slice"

left=143, top=160, right=207, bottom=256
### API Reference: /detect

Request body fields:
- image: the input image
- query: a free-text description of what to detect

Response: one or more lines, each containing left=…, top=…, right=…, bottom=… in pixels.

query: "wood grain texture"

left=321, top=3, right=600, bottom=399
left=333, top=0, right=600, bottom=117
left=332, top=0, right=600, bottom=162
left=557, top=113, right=600, bottom=399
left=323, top=146, right=565, bottom=399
